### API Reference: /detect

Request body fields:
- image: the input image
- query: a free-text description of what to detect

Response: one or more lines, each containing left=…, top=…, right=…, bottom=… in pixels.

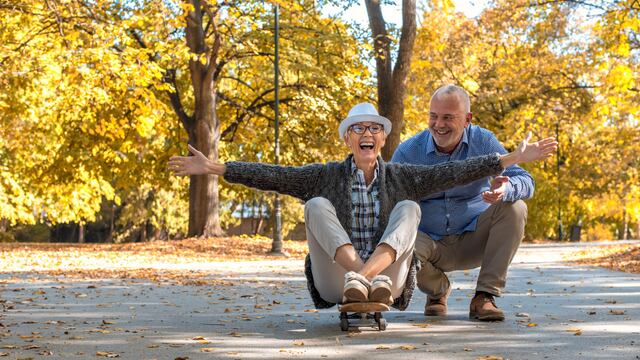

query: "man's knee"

left=393, top=200, right=421, bottom=220
left=414, top=231, right=435, bottom=263
left=304, top=197, right=333, bottom=220
left=499, top=200, right=528, bottom=223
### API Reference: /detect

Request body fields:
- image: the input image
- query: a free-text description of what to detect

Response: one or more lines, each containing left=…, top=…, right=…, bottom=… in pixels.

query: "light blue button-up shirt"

left=391, top=125, right=534, bottom=240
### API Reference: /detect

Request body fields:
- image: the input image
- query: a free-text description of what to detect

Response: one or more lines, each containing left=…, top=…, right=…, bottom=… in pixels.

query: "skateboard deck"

left=338, top=302, right=390, bottom=331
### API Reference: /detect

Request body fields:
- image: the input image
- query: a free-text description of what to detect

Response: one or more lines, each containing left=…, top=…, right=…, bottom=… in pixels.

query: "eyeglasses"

left=349, top=124, right=384, bottom=134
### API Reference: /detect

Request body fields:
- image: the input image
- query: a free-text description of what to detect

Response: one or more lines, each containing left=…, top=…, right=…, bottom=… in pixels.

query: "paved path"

left=1, top=241, right=639, bottom=359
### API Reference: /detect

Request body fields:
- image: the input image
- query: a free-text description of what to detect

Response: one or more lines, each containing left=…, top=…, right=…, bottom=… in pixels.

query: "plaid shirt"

left=350, top=159, right=380, bottom=261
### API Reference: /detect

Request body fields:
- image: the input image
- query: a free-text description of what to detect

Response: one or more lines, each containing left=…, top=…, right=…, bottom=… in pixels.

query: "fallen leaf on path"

left=465, top=348, right=473, bottom=351
left=0, top=353, right=8, bottom=357
left=400, top=345, right=417, bottom=350
left=609, top=310, right=626, bottom=315
left=200, top=348, right=216, bottom=353
left=527, top=323, right=538, bottom=327
left=515, top=312, right=530, bottom=318
left=476, top=356, right=504, bottom=360
left=147, top=344, right=160, bottom=348
left=411, top=323, right=430, bottom=328
left=566, top=328, right=582, bottom=336
left=304, top=309, right=318, bottom=313
left=96, top=351, right=119, bottom=358
left=293, top=340, right=304, bottom=346
left=376, top=345, right=390, bottom=350
left=191, top=336, right=206, bottom=340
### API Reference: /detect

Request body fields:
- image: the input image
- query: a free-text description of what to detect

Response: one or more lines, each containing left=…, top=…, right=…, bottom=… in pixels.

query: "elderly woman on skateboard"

left=169, top=103, right=556, bottom=311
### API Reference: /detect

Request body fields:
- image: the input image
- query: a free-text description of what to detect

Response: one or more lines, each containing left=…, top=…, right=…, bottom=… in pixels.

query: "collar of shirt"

left=351, top=158, right=379, bottom=189
left=426, top=126, right=470, bottom=157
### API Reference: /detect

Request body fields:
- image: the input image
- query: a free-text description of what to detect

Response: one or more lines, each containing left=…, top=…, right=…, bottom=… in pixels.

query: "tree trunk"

left=187, top=84, right=223, bottom=237
left=140, top=221, right=147, bottom=242
left=78, top=223, right=85, bottom=243
left=365, top=0, right=417, bottom=160
left=0, top=218, right=7, bottom=232
left=172, top=1, right=224, bottom=238
left=107, top=204, right=115, bottom=243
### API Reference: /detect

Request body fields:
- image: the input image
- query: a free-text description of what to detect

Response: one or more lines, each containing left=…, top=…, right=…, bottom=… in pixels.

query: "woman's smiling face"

left=344, top=121, right=387, bottom=164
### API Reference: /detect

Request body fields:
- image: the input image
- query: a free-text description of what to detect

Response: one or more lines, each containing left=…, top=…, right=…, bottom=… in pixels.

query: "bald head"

left=430, top=85, right=471, bottom=113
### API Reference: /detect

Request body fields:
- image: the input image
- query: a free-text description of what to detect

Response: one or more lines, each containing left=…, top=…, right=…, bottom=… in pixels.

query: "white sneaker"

left=342, top=271, right=370, bottom=303
left=369, top=275, right=393, bottom=305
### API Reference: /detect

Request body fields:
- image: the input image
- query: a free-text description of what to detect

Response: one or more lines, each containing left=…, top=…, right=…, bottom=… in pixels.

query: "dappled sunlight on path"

left=1, top=242, right=639, bottom=359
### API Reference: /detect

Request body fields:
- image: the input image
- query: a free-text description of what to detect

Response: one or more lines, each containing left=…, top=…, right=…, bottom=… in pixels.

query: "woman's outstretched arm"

left=395, top=133, right=557, bottom=199
left=168, top=144, right=324, bottom=201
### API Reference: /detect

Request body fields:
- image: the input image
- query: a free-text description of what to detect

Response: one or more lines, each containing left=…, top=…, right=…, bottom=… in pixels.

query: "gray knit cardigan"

left=224, top=153, right=504, bottom=310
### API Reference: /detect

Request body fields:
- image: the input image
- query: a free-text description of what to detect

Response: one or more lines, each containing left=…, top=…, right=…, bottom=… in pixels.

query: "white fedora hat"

left=339, top=102, right=392, bottom=138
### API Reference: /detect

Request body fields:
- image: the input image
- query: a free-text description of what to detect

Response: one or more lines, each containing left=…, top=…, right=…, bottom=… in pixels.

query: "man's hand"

left=482, top=176, right=509, bottom=204
left=168, top=144, right=226, bottom=176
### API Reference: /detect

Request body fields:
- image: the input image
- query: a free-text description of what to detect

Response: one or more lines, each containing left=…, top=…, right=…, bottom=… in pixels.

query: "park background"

left=1, top=0, right=639, bottom=247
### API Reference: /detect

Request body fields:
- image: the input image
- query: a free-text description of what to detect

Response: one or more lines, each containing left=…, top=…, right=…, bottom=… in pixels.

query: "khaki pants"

left=415, top=200, right=527, bottom=297
left=304, top=197, right=420, bottom=304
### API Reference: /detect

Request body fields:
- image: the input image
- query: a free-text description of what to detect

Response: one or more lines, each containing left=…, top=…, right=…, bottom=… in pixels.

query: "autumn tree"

left=364, top=0, right=417, bottom=160
left=0, top=0, right=370, bottom=241
left=406, top=0, right=597, bottom=239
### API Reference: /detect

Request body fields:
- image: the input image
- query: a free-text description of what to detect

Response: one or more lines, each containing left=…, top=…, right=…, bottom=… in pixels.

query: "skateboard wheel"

left=378, top=318, right=387, bottom=331
left=340, top=317, right=349, bottom=331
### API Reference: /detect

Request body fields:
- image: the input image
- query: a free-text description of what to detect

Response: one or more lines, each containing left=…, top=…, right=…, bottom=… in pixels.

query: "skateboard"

left=338, top=302, right=389, bottom=331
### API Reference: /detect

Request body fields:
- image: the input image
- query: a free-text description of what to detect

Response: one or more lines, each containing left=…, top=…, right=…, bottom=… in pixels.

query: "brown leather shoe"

left=469, top=292, right=505, bottom=321
left=424, top=286, right=451, bottom=316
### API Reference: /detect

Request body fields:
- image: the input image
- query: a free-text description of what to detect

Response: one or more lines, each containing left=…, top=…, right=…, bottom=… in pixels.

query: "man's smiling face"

left=429, top=93, right=471, bottom=154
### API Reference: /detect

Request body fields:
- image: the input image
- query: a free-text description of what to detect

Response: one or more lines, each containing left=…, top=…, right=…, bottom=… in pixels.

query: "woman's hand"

left=168, top=144, right=226, bottom=176
left=500, top=132, right=558, bottom=168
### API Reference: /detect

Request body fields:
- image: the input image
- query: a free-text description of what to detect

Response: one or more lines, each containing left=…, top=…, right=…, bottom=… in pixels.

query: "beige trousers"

left=304, top=197, right=420, bottom=304
left=415, top=200, right=527, bottom=297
